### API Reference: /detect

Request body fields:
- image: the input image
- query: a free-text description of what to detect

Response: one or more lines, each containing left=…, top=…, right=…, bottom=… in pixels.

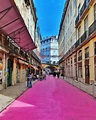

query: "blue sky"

left=33, top=0, right=66, bottom=38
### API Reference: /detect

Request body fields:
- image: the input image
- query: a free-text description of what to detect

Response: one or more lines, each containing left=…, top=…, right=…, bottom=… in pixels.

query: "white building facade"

left=50, top=36, right=59, bottom=64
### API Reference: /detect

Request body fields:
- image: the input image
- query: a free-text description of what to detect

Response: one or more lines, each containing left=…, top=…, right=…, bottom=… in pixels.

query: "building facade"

left=40, top=36, right=59, bottom=64
left=59, top=0, right=96, bottom=84
left=58, top=0, right=77, bottom=75
left=0, top=0, right=41, bottom=90
left=50, top=36, right=59, bottom=64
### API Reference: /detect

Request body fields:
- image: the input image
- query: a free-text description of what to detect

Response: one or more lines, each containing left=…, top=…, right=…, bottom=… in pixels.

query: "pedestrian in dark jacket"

left=57, top=70, right=60, bottom=78
left=53, top=71, right=56, bottom=77
left=27, top=73, right=33, bottom=88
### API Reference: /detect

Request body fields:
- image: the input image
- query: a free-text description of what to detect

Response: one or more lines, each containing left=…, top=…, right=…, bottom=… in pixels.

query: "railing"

left=81, top=31, right=88, bottom=43
left=80, top=1, right=87, bottom=17
left=31, top=51, right=41, bottom=63
left=9, top=42, right=14, bottom=52
left=89, top=20, right=96, bottom=36
left=75, top=0, right=91, bottom=26
left=75, top=20, right=95, bottom=49
left=75, top=40, right=79, bottom=48
left=14, top=47, right=19, bottom=54
left=19, top=49, right=25, bottom=57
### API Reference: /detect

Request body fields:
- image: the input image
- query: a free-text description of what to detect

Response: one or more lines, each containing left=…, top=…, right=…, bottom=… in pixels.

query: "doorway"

left=7, top=59, right=13, bottom=86
left=85, top=65, right=90, bottom=84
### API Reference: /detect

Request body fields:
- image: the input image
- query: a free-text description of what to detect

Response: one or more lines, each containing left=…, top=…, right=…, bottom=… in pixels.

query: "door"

left=7, top=59, right=13, bottom=86
left=85, top=65, right=90, bottom=84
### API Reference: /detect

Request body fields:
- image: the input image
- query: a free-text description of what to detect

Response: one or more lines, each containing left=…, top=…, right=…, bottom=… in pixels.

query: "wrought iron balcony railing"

left=75, top=19, right=96, bottom=49
left=89, top=20, right=96, bottom=35
left=14, top=47, right=19, bottom=54
left=75, top=0, right=92, bottom=26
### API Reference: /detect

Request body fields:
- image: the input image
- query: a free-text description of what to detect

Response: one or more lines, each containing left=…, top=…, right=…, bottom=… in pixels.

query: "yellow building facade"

left=59, top=0, right=96, bottom=84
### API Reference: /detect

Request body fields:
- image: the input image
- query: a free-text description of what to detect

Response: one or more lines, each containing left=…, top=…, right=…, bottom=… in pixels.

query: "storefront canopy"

left=31, top=65, right=39, bottom=70
left=0, top=0, right=36, bottom=52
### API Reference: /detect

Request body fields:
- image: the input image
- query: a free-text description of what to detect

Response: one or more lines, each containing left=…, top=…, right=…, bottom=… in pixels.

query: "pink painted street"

left=0, top=76, right=96, bottom=120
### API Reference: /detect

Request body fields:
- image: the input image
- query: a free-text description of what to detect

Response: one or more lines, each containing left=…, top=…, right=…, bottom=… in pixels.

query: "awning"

left=18, top=59, right=28, bottom=65
left=31, top=65, right=39, bottom=70
left=0, top=0, right=36, bottom=52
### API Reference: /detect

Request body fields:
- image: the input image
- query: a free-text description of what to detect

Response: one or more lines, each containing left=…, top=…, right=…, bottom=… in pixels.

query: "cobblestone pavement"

left=0, top=80, right=37, bottom=112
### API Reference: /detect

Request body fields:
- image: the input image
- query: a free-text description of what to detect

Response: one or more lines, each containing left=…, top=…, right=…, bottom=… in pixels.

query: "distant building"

left=40, top=36, right=59, bottom=64
left=50, top=36, right=59, bottom=64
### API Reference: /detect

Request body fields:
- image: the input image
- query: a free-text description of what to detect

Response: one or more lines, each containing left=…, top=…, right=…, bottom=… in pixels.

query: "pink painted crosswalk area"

left=0, top=76, right=96, bottom=120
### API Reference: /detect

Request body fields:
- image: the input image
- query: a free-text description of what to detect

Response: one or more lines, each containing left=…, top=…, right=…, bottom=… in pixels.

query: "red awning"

left=0, top=0, right=36, bottom=52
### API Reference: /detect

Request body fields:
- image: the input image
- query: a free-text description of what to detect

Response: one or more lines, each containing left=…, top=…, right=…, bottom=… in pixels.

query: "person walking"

left=42, top=70, right=46, bottom=80
left=27, top=73, right=33, bottom=88
left=53, top=70, right=56, bottom=77
left=57, top=70, right=60, bottom=78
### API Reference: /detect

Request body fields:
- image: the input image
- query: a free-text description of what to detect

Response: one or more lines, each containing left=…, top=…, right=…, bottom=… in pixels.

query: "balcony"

left=9, top=42, right=15, bottom=52
left=80, top=1, right=87, bottom=17
left=19, top=49, right=25, bottom=57
left=14, top=47, right=19, bottom=55
left=81, top=31, right=88, bottom=43
left=89, top=20, right=96, bottom=36
left=75, top=20, right=96, bottom=49
left=75, top=0, right=94, bottom=27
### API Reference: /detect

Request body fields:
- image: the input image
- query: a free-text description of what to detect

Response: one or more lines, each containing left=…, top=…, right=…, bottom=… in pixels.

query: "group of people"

left=39, top=70, right=46, bottom=81
left=27, top=70, right=46, bottom=88
left=53, top=70, right=60, bottom=78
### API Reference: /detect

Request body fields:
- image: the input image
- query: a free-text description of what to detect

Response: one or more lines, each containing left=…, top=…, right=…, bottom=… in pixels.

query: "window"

left=86, top=0, right=89, bottom=7
left=78, top=26, right=81, bottom=39
left=85, top=47, right=89, bottom=58
left=94, top=4, right=96, bottom=21
left=84, top=16, right=88, bottom=32
left=94, top=42, right=96, bottom=54
left=78, top=4, right=81, bottom=18
left=78, top=50, right=82, bottom=61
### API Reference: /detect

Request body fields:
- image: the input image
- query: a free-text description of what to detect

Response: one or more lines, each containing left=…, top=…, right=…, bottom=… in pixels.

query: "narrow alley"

left=0, top=76, right=96, bottom=120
